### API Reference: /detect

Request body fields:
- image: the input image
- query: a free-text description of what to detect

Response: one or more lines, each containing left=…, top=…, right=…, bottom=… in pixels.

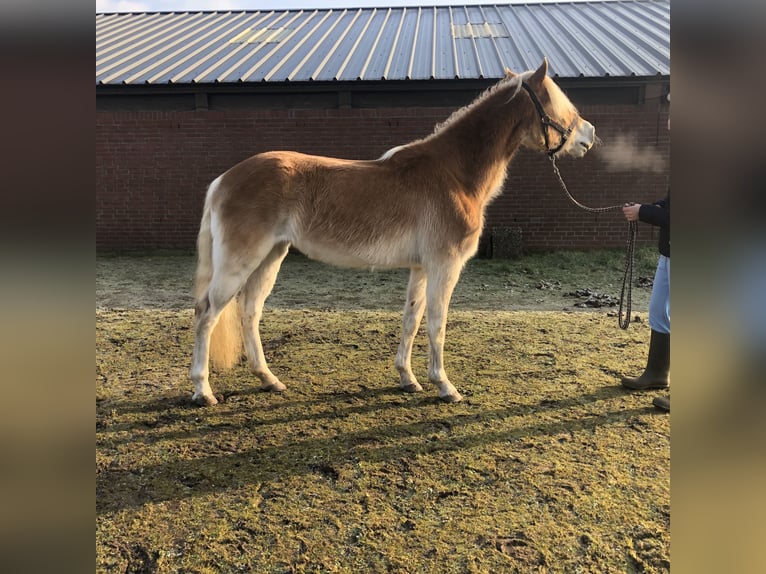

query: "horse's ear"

left=529, top=57, right=549, bottom=85
left=504, top=67, right=515, bottom=78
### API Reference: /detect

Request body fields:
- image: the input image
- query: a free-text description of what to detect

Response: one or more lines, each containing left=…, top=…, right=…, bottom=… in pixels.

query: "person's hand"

left=622, top=203, right=640, bottom=222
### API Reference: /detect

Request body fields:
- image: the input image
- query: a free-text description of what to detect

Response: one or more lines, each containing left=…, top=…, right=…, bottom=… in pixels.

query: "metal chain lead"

left=549, top=156, right=637, bottom=330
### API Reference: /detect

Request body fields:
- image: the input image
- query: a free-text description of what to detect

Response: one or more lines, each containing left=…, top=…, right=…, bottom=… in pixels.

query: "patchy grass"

left=96, top=250, right=668, bottom=573
left=96, top=247, right=657, bottom=312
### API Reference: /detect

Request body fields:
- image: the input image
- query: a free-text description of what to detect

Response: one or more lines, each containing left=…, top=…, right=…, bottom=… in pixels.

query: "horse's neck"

left=431, top=91, right=527, bottom=202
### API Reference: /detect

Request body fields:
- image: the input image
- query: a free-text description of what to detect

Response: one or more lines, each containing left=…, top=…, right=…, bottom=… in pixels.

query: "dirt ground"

left=96, top=250, right=668, bottom=573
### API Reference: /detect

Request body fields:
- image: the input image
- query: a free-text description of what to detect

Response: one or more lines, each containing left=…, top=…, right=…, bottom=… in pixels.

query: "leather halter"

left=521, top=82, right=579, bottom=157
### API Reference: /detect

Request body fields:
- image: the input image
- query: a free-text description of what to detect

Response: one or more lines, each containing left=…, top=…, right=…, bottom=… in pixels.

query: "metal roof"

left=96, top=1, right=670, bottom=86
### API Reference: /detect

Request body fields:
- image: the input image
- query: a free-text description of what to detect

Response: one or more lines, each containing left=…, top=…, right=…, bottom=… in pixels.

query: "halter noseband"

left=521, top=82, right=578, bottom=157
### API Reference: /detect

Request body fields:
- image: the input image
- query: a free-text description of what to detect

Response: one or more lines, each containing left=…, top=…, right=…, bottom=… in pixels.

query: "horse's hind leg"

left=395, top=267, right=427, bottom=392
left=239, top=241, right=290, bottom=392
left=190, top=266, right=251, bottom=406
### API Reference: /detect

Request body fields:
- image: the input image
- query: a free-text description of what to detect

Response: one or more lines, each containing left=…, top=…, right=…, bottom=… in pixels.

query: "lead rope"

left=549, top=156, right=638, bottom=329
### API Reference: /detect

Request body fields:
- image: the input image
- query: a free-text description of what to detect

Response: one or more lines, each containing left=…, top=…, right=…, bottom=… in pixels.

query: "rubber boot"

left=653, top=395, right=670, bottom=411
left=621, top=330, right=670, bottom=390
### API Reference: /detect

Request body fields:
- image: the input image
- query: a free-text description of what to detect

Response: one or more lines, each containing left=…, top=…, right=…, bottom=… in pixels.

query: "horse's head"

left=519, top=59, right=596, bottom=158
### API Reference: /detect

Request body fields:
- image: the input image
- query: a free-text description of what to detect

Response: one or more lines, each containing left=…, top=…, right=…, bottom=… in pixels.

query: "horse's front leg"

left=395, top=267, right=427, bottom=392
left=425, top=262, right=463, bottom=402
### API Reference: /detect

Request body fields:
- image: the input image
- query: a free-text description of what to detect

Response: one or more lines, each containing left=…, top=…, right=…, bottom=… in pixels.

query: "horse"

left=190, top=58, right=596, bottom=406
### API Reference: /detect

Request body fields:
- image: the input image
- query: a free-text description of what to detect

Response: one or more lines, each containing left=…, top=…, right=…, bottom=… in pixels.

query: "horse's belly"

left=292, top=237, right=418, bottom=269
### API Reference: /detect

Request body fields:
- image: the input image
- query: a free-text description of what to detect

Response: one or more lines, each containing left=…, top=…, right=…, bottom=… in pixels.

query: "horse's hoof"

left=438, top=388, right=463, bottom=403
left=434, top=381, right=462, bottom=403
left=262, top=380, right=286, bottom=393
left=400, top=383, right=423, bottom=393
left=192, top=392, right=218, bottom=406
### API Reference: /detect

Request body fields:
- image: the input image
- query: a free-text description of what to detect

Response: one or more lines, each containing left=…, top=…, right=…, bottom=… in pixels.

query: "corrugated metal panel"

left=96, top=1, right=670, bottom=85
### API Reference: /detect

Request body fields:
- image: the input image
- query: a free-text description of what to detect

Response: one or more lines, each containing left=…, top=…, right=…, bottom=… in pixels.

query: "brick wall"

left=96, top=103, right=669, bottom=253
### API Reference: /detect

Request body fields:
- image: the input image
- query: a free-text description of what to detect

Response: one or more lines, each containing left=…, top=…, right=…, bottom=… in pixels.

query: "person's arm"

left=623, top=198, right=668, bottom=228
left=638, top=199, right=669, bottom=229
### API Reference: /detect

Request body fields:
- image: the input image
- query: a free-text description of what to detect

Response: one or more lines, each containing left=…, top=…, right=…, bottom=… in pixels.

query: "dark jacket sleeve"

left=639, top=194, right=670, bottom=257
left=639, top=197, right=669, bottom=229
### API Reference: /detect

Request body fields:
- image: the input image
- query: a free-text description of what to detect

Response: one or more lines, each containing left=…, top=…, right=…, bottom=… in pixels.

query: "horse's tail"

left=194, top=177, right=242, bottom=370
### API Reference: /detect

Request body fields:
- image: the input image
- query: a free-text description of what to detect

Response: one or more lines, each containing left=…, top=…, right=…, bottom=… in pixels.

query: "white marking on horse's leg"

left=425, top=261, right=464, bottom=402
left=395, top=267, right=427, bottom=392
left=240, top=242, right=290, bottom=392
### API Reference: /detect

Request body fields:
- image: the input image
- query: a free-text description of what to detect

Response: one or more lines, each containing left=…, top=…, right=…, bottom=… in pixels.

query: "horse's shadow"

left=97, top=383, right=652, bottom=515
left=97, top=384, right=420, bottom=440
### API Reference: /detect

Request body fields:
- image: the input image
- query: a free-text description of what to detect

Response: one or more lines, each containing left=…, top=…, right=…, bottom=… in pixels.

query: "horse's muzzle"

left=567, top=120, right=596, bottom=158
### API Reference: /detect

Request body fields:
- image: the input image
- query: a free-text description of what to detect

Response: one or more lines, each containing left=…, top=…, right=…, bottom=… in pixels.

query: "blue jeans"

left=649, top=255, right=670, bottom=334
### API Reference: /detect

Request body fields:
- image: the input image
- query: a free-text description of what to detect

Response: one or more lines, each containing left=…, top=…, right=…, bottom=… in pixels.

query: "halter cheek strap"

left=521, top=82, right=578, bottom=157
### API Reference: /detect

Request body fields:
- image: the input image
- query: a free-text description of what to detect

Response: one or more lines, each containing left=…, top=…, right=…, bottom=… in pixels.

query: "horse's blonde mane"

left=431, top=74, right=523, bottom=135
left=383, top=69, right=577, bottom=160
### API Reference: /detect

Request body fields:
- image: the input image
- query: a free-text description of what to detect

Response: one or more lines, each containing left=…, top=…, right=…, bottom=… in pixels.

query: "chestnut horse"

left=190, top=59, right=596, bottom=406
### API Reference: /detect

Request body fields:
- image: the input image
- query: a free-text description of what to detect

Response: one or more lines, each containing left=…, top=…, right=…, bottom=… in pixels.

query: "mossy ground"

left=97, top=250, right=669, bottom=573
